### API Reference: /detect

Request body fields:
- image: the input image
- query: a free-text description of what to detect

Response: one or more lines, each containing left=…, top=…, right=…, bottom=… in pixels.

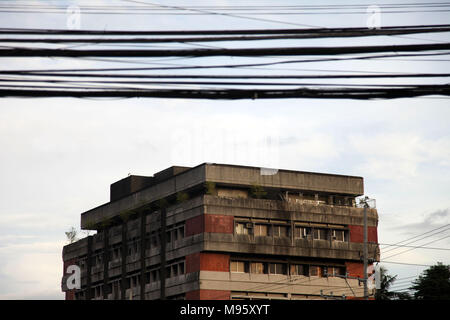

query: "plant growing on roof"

left=250, top=183, right=267, bottom=199
left=176, top=191, right=189, bottom=203
left=65, top=226, right=78, bottom=244
left=205, top=181, right=216, bottom=195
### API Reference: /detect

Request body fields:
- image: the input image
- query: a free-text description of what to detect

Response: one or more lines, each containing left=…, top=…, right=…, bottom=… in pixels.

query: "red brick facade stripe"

left=185, top=289, right=230, bottom=300
left=185, top=215, right=204, bottom=237
left=185, top=252, right=230, bottom=273
left=345, top=261, right=364, bottom=279
left=348, top=225, right=378, bottom=243
left=185, top=214, right=234, bottom=236
left=204, top=214, right=234, bottom=234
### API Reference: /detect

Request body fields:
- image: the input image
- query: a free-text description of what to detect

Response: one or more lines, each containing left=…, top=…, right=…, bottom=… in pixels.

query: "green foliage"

left=205, top=181, right=216, bottom=195
left=250, top=184, right=267, bottom=199
left=100, top=218, right=112, bottom=229
left=65, top=226, right=78, bottom=244
left=176, top=192, right=190, bottom=203
left=119, top=210, right=133, bottom=222
left=375, top=266, right=397, bottom=300
left=410, top=262, right=450, bottom=300
left=375, top=267, right=412, bottom=300
left=83, top=219, right=96, bottom=231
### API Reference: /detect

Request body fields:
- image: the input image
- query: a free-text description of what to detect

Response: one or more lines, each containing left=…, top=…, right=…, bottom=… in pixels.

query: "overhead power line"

left=1, top=24, right=449, bottom=100
left=2, top=42, right=450, bottom=58
left=382, top=234, right=450, bottom=260
left=381, top=224, right=450, bottom=254
left=1, top=24, right=449, bottom=36
left=1, top=84, right=449, bottom=99
left=378, top=243, right=450, bottom=251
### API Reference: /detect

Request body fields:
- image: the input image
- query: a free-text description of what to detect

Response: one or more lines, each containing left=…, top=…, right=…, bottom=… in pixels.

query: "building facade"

left=61, top=163, right=379, bottom=300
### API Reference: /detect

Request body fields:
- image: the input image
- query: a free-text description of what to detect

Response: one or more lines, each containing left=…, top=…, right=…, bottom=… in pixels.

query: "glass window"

left=172, top=264, right=178, bottom=277
left=328, top=266, right=345, bottom=276
left=313, top=228, right=328, bottom=240
left=269, top=263, right=287, bottom=275
left=230, top=261, right=246, bottom=273
left=332, top=229, right=346, bottom=242
left=179, top=262, right=185, bottom=275
left=254, top=224, right=268, bottom=237
left=273, top=225, right=289, bottom=237
left=309, top=266, right=320, bottom=277
left=235, top=222, right=249, bottom=235
left=250, top=262, right=265, bottom=274
left=295, top=227, right=311, bottom=239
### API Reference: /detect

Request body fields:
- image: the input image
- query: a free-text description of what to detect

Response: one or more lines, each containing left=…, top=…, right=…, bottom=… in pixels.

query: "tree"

left=410, top=262, right=450, bottom=300
left=375, top=266, right=397, bottom=300
left=65, top=226, right=78, bottom=244
left=375, top=267, right=412, bottom=300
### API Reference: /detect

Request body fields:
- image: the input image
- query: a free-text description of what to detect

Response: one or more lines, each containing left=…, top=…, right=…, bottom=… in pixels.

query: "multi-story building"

left=61, top=163, right=379, bottom=300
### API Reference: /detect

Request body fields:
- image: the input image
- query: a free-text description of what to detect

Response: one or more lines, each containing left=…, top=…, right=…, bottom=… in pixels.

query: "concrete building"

left=61, top=163, right=379, bottom=300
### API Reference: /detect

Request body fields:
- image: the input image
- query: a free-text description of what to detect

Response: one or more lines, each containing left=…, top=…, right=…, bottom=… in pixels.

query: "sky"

left=0, top=0, right=449, bottom=299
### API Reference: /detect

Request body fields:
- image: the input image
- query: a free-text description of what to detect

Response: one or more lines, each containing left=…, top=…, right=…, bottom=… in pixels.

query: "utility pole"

left=359, top=196, right=376, bottom=300
left=363, top=198, right=369, bottom=300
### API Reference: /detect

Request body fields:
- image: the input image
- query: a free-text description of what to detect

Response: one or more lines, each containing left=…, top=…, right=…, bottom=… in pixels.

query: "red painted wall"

left=349, top=225, right=378, bottom=243
left=186, top=252, right=230, bottom=273
left=345, top=261, right=364, bottom=278
left=185, top=289, right=230, bottom=300
left=205, top=215, right=234, bottom=234
left=185, top=214, right=233, bottom=236
left=185, top=215, right=204, bottom=237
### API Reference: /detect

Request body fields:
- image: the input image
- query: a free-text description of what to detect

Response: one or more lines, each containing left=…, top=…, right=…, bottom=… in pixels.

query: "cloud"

left=349, top=133, right=450, bottom=181
left=0, top=240, right=65, bottom=300
left=385, top=208, right=450, bottom=245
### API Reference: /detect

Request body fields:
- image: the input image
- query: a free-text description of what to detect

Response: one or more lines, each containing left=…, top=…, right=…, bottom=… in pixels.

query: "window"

left=332, top=229, right=346, bottom=242
left=94, top=285, right=102, bottom=298
left=268, top=263, right=287, bottom=275
left=179, top=262, right=185, bottom=275
left=250, top=262, right=265, bottom=274
left=294, top=226, right=312, bottom=239
left=309, top=266, right=320, bottom=277
left=290, top=264, right=308, bottom=276
left=313, top=228, right=328, bottom=240
left=151, top=232, right=159, bottom=247
left=151, top=269, right=160, bottom=282
left=235, top=222, right=251, bottom=235
left=230, top=261, right=246, bottom=273
left=272, top=225, right=289, bottom=237
left=178, top=226, right=185, bottom=239
left=327, top=266, right=345, bottom=276
left=254, top=224, right=268, bottom=237
left=171, top=264, right=178, bottom=277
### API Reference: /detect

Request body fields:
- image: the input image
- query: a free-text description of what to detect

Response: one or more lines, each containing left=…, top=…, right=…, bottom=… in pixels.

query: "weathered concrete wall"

left=196, top=270, right=370, bottom=299
left=81, top=165, right=206, bottom=229
left=205, top=164, right=364, bottom=195
left=203, top=195, right=378, bottom=227
left=81, top=163, right=364, bottom=230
